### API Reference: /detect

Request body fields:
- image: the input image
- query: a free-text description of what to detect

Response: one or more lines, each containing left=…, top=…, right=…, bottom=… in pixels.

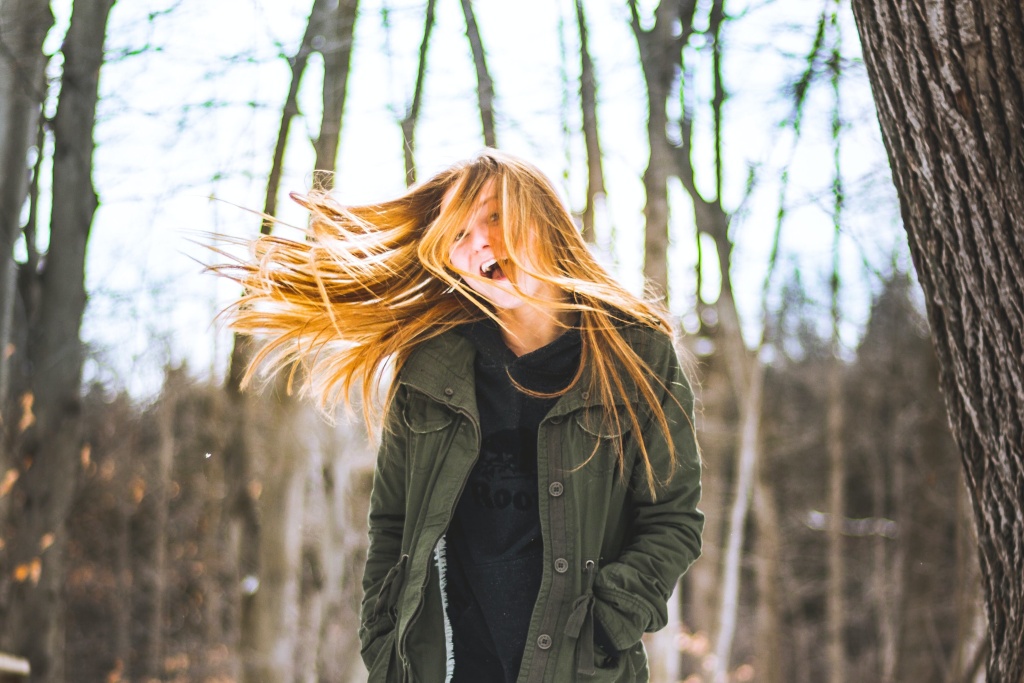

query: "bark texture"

left=575, top=0, right=605, bottom=245
left=0, top=0, right=52, bottom=407
left=0, top=1, right=115, bottom=680
left=852, top=1, right=1024, bottom=679
left=629, top=0, right=696, bottom=297
left=312, top=0, right=359, bottom=190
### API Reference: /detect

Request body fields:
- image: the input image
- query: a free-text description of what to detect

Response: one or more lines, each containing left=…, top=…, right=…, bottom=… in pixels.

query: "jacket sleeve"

left=592, top=333, right=704, bottom=651
left=359, top=384, right=409, bottom=668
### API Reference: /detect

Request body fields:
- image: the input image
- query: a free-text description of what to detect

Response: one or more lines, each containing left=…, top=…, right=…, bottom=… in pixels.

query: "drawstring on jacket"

left=564, top=559, right=597, bottom=676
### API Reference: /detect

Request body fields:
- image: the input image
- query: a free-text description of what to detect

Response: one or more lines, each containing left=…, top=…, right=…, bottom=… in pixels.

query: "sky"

left=23, top=0, right=909, bottom=397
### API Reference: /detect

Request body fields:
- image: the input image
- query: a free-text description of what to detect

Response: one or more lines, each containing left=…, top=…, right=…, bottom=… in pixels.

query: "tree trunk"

left=852, top=2, right=1024, bottom=679
left=258, top=0, right=333, bottom=233
left=221, top=4, right=335, bottom=677
left=0, top=0, right=52, bottom=411
left=826, top=358, right=846, bottom=683
left=295, top=2, right=361, bottom=679
left=400, top=0, right=436, bottom=186
left=753, top=475, right=783, bottom=683
left=459, top=0, right=497, bottom=148
left=142, top=371, right=179, bottom=679
left=712, top=359, right=764, bottom=683
left=574, top=0, right=606, bottom=245
left=629, top=0, right=695, bottom=299
left=312, top=0, right=359, bottom=189
left=0, top=1, right=115, bottom=680
left=826, top=39, right=847, bottom=677
left=239, top=401, right=309, bottom=683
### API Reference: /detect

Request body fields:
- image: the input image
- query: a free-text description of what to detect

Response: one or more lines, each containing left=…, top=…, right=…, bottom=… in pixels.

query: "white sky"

left=25, top=0, right=907, bottom=396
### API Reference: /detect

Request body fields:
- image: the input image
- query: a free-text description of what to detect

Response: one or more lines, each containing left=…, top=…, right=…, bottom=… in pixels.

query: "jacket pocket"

left=402, top=391, right=456, bottom=471
left=573, top=406, right=634, bottom=474
left=362, top=554, right=408, bottom=667
left=589, top=641, right=646, bottom=682
left=366, top=629, right=400, bottom=683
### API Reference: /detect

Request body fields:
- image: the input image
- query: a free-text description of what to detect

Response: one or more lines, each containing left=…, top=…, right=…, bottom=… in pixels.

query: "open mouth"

left=480, top=258, right=506, bottom=280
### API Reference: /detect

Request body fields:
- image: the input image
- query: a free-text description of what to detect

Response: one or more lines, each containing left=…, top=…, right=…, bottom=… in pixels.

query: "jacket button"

left=581, top=391, right=590, bottom=401
left=444, top=387, right=454, bottom=397
left=554, top=558, right=569, bottom=573
left=550, top=416, right=563, bottom=425
left=548, top=481, right=564, bottom=497
left=537, top=634, right=553, bottom=649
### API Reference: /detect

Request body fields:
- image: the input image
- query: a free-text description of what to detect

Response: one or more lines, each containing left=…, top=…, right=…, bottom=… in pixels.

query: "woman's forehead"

left=440, top=176, right=499, bottom=213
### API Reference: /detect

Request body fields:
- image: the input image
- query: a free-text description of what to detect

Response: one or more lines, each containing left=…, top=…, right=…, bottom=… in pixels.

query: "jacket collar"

left=398, top=327, right=640, bottom=419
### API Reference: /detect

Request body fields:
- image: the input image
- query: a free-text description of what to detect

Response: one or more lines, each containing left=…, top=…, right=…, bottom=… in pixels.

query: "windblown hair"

left=217, top=149, right=691, bottom=492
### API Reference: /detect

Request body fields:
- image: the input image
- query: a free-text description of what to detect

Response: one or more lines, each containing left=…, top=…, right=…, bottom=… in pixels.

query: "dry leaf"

left=13, top=563, right=31, bottom=582
left=81, top=443, right=92, bottom=469
left=247, top=479, right=262, bottom=500
left=0, top=468, right=18, bottom=497
left=106, top=659, right=124, bottom=683
left=131, top=476, right=146, bottom=504
left=18, top=392, right=35, bottom=433
left=29, top=558, right=42, bottom=585
left=39, top=532, right=55, bottom=552
left=100, top=459, right=116, bottom=481
left=163, top=652, right=190, bottom=672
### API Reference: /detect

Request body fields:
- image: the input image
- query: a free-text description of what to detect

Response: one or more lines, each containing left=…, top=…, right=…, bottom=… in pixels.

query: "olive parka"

left=359, top=324, right=703, bottom=682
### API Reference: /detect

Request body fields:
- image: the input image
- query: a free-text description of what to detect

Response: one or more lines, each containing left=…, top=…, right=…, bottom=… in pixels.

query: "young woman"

left=224, top=150, right=703, bottom=682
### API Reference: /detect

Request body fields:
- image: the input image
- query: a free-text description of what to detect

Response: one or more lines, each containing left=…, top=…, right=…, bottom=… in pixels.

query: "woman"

left=224, top=150, right=702, bottom=682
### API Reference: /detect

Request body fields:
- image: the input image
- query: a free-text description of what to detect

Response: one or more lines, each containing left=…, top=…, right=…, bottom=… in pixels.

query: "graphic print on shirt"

left=468, top=427, right=537, bottom=514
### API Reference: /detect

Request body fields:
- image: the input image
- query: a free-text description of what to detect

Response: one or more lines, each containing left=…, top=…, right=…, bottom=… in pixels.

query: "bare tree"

left=140, top=370, right=182, bottom=678
left=0, top=0, right=52, bottom=409
left=400, top=0, right=436, bottom=186
left=256, top=0, right=335, bottom=232
left=0, top=1, right=116, bottom=680
left=575, top=0, right=606, bottom=244
left=459, top=0, right=496, bottom=148
left=825, top=7, right=847, bottom=681
left=312, top=0, right=359, bottom=188
left=628, top=0, right=696, bottom=298
left=218, top=2, right=361, bottom=680
left=852, top=1, right=1024, bottom=679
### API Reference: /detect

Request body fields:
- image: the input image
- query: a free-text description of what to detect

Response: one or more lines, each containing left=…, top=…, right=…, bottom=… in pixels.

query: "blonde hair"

left=217, top=149, right=689, bottom=492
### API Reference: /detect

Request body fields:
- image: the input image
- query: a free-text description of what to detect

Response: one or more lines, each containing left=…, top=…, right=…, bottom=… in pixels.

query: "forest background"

left=0, top=0, right=1009, bottom=681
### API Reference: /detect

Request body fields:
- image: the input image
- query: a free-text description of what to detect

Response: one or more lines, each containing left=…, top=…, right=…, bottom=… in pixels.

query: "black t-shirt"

left=446, top=318, right=581, bottom=683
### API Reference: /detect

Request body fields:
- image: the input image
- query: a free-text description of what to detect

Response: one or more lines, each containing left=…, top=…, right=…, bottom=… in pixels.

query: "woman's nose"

left=468, top=224, right=490, bottom=251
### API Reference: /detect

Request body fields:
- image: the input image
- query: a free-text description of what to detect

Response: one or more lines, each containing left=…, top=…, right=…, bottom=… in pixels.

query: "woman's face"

left=445, top=178, right=558, bottom=312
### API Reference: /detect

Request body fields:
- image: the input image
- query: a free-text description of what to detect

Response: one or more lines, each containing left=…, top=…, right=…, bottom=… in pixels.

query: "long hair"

left=217, top=149, right=690, bottom=492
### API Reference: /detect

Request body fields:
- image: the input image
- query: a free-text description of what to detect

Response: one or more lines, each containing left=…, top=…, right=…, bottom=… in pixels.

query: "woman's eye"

left=454, top=229, right=468, bottom=242
left=488, top=212, right=500, bottom=223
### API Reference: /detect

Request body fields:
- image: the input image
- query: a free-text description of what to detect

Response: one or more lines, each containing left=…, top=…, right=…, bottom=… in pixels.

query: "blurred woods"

left=0, top=0, right=1011, bottom=681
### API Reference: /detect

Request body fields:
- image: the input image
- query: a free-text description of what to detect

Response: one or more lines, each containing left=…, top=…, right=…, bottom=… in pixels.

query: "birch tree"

left=852, top=1, right=1024, bottom=679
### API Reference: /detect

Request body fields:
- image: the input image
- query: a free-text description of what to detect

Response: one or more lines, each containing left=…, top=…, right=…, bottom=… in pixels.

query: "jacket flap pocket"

left=575, top=406, right=633, bottom=439
left=402, top=392, right=454, bottom=433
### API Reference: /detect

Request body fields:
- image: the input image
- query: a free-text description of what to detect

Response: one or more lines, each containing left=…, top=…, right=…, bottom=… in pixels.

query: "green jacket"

left=359, top=325, right=703, bottom=682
